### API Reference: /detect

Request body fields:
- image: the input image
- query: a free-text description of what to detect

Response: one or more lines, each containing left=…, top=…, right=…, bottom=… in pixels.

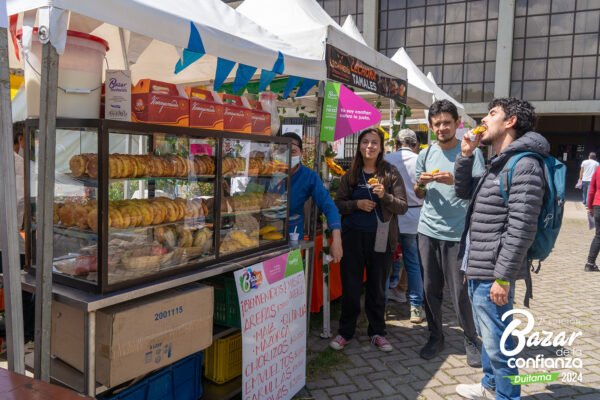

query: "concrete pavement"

left=304, top=201, right=600, bottom=399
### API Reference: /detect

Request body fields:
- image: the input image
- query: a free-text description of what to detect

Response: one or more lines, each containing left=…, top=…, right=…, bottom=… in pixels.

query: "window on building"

left=317, top=0, right=364, bottom=31
left=511, top=0, right=600, bottom=101
left=378, top=0, right=499, bottom=102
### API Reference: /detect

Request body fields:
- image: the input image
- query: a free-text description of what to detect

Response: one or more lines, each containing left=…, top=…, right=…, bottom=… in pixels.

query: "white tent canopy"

left=238, top=0, right=410, bottom=102
left=340, top=15, right=367, bottom=46
left=7, top=0, right=325, bottom=84
left=390, top=48, right=435, bottom=112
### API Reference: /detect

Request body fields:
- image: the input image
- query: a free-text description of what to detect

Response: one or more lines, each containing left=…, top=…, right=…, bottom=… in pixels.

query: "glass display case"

left=24, top=119, right=291, bottom=293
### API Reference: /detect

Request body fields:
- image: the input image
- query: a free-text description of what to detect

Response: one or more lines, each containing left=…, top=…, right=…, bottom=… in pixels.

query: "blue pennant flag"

left=174, top=21, right=206, bottom=74
left=272, top=51, right=284, bottom=74
left=295, top=78, right=318, bottom=98
left=187, top=21, right=205, bottom=53
left=214, top=58, right=236, bottom=91
left=232, top=64, right=258, bottom=94
left=174, top=49, right=204, bottom=74
left=282, top=76, right=302, bottom=99
left=259, top=70, right=277, bottom=92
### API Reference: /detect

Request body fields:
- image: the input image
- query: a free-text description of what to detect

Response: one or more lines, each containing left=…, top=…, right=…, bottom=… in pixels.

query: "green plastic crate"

left=208, top=276, right=241, bottom=328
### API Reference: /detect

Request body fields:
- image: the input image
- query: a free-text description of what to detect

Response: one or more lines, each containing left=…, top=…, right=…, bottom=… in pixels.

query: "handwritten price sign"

left=235, top=250, right=306, bottom=400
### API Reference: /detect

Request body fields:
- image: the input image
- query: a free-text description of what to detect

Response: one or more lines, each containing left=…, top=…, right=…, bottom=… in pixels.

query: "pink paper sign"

left=262, top=253, right=288, bottom=284
left=334, top=84, right=382, bottom=140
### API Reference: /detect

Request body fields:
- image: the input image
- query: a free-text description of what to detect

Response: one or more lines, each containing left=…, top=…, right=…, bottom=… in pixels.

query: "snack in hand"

left=472, top=125, right=487, bottom=135
left=429, top=169, right=440, bottom=174
left=367, top=177, right=379, bottom=185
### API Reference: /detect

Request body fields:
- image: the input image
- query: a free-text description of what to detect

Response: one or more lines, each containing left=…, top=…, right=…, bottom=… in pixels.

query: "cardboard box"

left=247, top=99, right=272, bottom=135
left=132, top=79, right=189, bottom=126
left=51, top=284, right=213, bottom=387
left=220, top=94, right=252, bottom=133
left=188, top=88, right=224, bottom=130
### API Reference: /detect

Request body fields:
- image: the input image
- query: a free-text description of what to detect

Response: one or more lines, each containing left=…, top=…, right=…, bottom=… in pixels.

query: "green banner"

left=319, top=81, right=340, bottom=142
left=506, top=373, right=560, bottom=386
left=285, top=249, right=304, bottom=277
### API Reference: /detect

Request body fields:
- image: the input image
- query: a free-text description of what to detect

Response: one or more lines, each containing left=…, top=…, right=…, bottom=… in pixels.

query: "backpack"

left=499, top=151, right=566, bottom=306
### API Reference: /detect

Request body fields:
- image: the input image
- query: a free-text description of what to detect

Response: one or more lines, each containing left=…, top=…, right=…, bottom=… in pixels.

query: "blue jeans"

left=386, top=234, right=424, bottom=307
left=583, top=181, right=590, bottom=205
left=468, top=280, right=520, bottom=400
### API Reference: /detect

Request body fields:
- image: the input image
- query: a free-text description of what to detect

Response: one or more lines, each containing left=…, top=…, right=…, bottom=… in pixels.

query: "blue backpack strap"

left=499, top=151, right=544, bottom=206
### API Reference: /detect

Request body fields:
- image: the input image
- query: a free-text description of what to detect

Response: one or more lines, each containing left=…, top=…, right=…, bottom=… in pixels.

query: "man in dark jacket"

left=454, top=98, right=546, bottom=400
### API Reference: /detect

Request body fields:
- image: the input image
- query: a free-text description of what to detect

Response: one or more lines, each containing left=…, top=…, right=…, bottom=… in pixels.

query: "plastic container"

left=20, top=29, right=109, bottom=118
left=208, top=276, right=241, bottom=328
left=98, top=351, right=203, bottom=400
left=204, top=331, right=242, bottom=384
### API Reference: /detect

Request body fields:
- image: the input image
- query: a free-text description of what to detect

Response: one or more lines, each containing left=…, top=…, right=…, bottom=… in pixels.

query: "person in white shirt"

left=384, top=129, right=425, bottom=323
left=580, top=152, right=599, bottom=206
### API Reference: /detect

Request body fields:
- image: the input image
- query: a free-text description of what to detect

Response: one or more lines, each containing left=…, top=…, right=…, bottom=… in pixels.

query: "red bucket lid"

left=16, top=28, right=110, bottom=52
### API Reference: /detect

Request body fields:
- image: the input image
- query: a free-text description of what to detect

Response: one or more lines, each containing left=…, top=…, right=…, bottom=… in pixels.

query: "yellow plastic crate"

left=204, top=331, right=242, bottom=384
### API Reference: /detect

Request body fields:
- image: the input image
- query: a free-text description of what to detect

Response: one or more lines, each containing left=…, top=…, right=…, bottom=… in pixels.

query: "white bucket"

left=21, top=30, right=109, bottom=119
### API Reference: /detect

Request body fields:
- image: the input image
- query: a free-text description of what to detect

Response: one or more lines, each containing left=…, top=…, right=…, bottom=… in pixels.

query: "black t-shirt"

left=342, top=171, right=381, bottom=233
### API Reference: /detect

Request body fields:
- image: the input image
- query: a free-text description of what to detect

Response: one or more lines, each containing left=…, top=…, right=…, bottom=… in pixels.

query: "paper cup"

left=289, top=232, right=300, bottom=243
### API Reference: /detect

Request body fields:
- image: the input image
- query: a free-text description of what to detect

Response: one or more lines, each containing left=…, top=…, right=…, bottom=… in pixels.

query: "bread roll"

left=58, top=203, right=77, bottom=227
left=149, top=201, right=166, bottom=225
left=69, top=155, right=87, bottom=177
left=137, top=202, right=154, bottom=226
left=120, top=205, right=142, bottom=227
left=108, top=207, right=125, bottom=229
left=86, top=155, right=98, bottom=179
left=74, top=204, right=90, bottom=229
left=87, top=208, right=98, bottom=232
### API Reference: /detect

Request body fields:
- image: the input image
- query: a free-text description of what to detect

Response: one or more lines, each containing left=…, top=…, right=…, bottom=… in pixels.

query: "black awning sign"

left=326, top=44, right=407, bottom=105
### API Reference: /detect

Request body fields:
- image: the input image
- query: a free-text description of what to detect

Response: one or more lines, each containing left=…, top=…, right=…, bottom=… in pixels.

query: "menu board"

left=235, top=250, right=307, bottom=400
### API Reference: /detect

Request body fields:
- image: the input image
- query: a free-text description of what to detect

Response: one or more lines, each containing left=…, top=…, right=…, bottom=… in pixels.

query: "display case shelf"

left=64, top=174, right=217, bottom=187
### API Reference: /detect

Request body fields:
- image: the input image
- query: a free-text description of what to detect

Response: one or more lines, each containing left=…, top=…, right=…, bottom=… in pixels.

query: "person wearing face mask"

left=280, top=132, right=343, bottom=264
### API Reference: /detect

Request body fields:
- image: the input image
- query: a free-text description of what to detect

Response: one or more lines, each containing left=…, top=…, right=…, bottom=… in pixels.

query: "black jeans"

left=338, top=229, right=392, bottom=340
left=417, top=233, right=477, bottom=343
left=587, top=206, right=600, bottom=264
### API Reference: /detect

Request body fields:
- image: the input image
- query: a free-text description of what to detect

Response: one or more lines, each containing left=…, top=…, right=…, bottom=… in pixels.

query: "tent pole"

left=0, top=27, right=26, bottom=375
left=34, top=39, right=59, bottom=382
left=308, top=81, right=332, bottom=339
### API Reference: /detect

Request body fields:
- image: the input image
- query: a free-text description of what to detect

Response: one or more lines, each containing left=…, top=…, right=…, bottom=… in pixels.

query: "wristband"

left=495, top=279, right=510, bottom=286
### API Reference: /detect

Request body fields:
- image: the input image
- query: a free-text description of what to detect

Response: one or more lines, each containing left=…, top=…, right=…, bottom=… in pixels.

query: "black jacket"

left=454, top=132, right=549, bottom=281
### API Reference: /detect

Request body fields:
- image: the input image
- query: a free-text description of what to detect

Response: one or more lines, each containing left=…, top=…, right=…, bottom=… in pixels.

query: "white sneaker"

left=456, top=383, right=495, bottom=399
left=410, top=306, right=425, bottom=323
left=388, top=287, right=407, bottom=303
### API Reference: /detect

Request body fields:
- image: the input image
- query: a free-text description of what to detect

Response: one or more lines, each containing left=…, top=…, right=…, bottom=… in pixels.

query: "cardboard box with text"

left=51, top=283, right=213, bottom=387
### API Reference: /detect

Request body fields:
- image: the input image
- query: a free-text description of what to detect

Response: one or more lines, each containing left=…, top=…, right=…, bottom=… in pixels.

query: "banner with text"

left=320, top=81, right=382, bottom=142
left=326, top=44, right=407, bottom=104
left=235, top=250, right=307, bottom=400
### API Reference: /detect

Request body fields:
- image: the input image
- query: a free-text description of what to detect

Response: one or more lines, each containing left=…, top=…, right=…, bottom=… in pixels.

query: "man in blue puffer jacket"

left=454, top=98, right=547, bottom=400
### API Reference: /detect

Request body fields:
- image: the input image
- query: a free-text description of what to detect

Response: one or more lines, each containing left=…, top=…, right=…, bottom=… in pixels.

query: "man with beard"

left=414, top=100, right=484, bottom=367
left=454, top=98, right=545, bottom=400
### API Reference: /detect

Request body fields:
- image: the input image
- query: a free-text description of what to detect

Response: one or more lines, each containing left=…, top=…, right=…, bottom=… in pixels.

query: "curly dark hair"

left=488, top=97, right=537, bottom=138
left=427, top=99, right=459, bottom=125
